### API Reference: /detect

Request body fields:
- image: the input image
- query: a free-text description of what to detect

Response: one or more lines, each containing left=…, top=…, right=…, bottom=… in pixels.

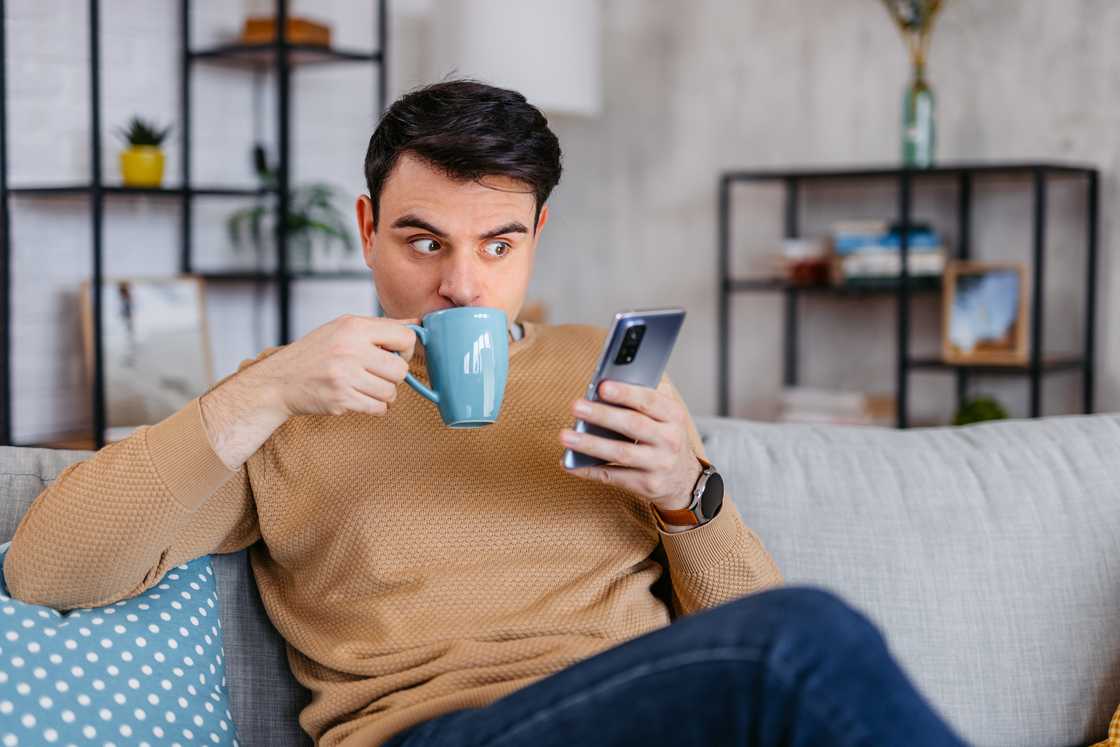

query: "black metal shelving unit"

left=717, top=162, right=1099, bottom=428
left=0, top=0, right=389, bottom=448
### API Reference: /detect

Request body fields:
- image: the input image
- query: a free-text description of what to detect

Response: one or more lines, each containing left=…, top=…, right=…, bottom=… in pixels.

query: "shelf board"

left=190, top=186, right=273, bottom=197
left=15, top=433, right=99, bottom=451
left=908, top=355, right=1084, bottom=375
left=723, top=161, right=1096, bottom=183
left=727, top=277, right=942, bottom=295
left=7, top=184, right=269, bottom=197
left=190, top=43, right=382, bottom=66
left=197, top=270, right=370, bottom=282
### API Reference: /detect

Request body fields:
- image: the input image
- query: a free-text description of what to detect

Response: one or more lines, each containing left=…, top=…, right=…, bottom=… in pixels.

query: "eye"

left=409, top=238, right=440, bottom=255
left=484, top=240, right=511, bottom=258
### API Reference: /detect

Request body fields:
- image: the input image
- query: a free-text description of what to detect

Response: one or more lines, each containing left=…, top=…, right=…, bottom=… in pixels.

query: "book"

left=777, top=387, right=896, bottom=427
left=832, top=223, right=941, bottom=256
left=832, top=248, right=946, bottom=282
left=830, top=219, right=889, bottom=236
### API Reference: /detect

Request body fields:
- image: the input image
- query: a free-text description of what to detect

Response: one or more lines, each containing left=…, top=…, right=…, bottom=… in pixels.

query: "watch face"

left=699, top=471, right=724, bottom=520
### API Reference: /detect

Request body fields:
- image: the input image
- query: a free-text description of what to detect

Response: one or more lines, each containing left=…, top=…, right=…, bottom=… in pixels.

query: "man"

left=5, top=80, right=967, bottom=746
left=1091, top=704, right=1119, bottom=747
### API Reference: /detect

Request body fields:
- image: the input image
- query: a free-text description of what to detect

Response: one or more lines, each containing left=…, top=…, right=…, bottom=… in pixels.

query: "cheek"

left=373, top=249, right=440, bottom=303
left=485, top=257, right=530, bottom=298
left=498, top=251, right=534, bottom=289
left=490, top=258, right=534, bottom=319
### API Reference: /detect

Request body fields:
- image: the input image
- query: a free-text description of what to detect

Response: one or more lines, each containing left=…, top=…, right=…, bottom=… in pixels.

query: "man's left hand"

left=561, top=380, right=702, bottom=513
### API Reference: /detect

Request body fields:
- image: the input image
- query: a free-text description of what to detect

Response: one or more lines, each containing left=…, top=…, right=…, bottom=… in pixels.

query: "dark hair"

left=363, top=79, right=562, bottom=231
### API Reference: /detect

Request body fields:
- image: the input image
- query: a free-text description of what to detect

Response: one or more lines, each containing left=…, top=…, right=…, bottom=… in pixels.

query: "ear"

left=356, top=194, right=376, bottom=267
left=533, top=206, right=551, bottom=238
left=535, top=204, right=550, bottom=235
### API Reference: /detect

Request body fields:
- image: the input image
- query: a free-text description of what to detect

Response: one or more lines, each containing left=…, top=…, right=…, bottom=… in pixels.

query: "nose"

left=437, top=252, right=485, bottom=307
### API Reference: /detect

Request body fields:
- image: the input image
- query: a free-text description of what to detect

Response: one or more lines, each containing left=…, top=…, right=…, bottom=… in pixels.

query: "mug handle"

left=400, top=323, right=440, bottom=404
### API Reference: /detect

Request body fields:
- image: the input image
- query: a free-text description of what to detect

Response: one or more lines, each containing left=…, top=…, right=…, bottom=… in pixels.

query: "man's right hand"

left=200, top=314, right=418, bottom=470
left=248, top=313, right=419, bottom=418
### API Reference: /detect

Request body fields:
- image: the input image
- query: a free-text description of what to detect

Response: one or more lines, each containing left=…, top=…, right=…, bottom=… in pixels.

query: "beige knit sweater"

left=4, top=321, right=783, bottom=746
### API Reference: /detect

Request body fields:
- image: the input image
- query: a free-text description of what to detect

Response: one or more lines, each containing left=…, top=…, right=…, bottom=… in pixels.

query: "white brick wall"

left=5, top=0, right=381, bottom=442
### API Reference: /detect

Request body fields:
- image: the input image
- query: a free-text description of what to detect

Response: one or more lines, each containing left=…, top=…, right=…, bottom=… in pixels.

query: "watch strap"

left=654, top=504, right=701, bottom=528
left=653, top=457, right=714, bottom=529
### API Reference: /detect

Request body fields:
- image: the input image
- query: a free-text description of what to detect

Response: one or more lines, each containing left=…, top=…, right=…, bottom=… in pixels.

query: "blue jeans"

left=383, top=586, right=969, bottom=747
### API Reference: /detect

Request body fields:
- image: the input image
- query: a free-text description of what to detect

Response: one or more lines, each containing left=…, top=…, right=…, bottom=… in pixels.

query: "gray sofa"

left=1, top=412, right=1118, bottom=747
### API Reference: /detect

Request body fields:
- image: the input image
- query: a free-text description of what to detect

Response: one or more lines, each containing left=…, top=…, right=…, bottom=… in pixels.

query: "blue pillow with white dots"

left=0, top=542, right=239, bottom=746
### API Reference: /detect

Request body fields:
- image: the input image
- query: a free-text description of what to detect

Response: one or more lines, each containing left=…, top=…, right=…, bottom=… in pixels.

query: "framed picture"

left=80, top=275, right=214, bottom=440
left=941, top=261, right=1029, bottom=365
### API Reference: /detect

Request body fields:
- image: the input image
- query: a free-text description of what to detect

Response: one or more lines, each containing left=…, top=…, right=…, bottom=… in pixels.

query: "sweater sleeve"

left=654, top=375, right=784, bottom=617
left=3, top=348, right=281, bottom=610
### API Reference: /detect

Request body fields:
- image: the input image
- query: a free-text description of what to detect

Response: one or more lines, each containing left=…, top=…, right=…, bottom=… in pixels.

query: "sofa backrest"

left=694, top=413, right=1120, bottom=747
left=4, top=411, right=1118, bottom=747
left=0, top=446, right=309, bottom=747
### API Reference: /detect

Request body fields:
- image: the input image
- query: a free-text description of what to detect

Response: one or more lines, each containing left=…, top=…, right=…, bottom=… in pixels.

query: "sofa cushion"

left=212, top=551, right=310, bottom=747
left=0, top=446, right=92, bottom=544
left=0, top=447, right=309, bottom=747
left=694, top=413, right=1120, bottom=747
left=0, top=543, right=237, bottom=745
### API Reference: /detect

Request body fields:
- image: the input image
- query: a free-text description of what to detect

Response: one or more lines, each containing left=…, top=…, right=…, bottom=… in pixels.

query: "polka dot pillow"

left=0, top=542, right=239, bottom=746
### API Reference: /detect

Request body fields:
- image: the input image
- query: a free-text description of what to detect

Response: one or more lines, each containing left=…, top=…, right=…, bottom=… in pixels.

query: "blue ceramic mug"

left=400, top=307, right=509, bottom=428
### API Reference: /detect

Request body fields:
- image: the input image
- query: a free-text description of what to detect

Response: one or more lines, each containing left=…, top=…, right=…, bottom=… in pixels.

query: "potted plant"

left=227, top=144, right=355, bottom=272
left=952, top=395, right=1009, bottom=426
left=116, top=116, right=172, bottom=187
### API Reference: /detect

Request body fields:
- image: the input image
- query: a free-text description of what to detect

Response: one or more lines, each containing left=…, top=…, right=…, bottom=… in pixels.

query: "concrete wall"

left=510, top=0, right=1112, bottom=424
left=6, top=0, right=1117, bottom=440
left=6, top=0, right=378, bottom=442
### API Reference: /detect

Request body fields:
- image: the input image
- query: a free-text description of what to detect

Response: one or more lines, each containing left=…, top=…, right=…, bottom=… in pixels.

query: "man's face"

left=356, top=152, right=549, bottom=324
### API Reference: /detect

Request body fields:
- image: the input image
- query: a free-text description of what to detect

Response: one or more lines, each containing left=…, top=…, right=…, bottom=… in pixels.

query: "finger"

left=564, top=463, right=646, bottom=494
left=559, top=428, right=659, bottom=471
left=345, top=390, right=388, bottom=416
left=394, top=320, right=422, bottom=362
left=597, top=380, right=679, bottom=423
left=351, top=369, right=398, bottom=404
left=361, top=346, right=411, bottom=384
left=571, top=398, right=667, bottom=446
left=365, top=319, right=418, bottom=355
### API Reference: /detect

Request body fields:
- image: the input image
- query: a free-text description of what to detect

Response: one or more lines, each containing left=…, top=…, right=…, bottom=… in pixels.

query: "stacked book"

left=777, top=387, right=896, bottom=427
left=830, top=220, right=946, bottom=289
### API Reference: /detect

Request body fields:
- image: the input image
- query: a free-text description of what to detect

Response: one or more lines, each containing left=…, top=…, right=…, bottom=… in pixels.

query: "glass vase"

left=902, top=61, right=935, bottom=168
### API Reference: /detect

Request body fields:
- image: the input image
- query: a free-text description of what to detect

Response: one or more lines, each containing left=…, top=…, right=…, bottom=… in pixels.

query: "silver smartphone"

left=562, top=308, right=686, bottom=470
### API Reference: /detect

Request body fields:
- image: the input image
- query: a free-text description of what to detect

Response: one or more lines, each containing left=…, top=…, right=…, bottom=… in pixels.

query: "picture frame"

left=80, top=275, right=214, bottom=441
left=941, top=260, right=1029, bottom=365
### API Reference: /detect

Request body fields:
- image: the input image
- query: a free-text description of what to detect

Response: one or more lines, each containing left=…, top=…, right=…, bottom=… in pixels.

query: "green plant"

left=115, top=116, right=172, bottom=148
left=226, top=144, right=354, bottom=265
left=952, top=395, right=1009, bottom=426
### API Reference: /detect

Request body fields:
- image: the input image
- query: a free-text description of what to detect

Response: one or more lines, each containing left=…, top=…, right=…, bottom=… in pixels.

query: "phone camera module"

left=613, top=324, right=645, bottom=365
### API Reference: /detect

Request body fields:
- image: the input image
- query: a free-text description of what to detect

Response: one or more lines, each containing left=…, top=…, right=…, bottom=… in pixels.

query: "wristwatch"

left=653, top=458, right=724, bottom=528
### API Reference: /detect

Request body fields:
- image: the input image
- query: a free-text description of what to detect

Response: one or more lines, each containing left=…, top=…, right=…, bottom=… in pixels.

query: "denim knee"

left=713, top=585, right=886, bottom=658
left=759, top=586, right=883, bottom=651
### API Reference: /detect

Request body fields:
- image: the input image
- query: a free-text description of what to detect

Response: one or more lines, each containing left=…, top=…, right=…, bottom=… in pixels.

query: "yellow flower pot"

left=119, top=145, right=165, bottom=187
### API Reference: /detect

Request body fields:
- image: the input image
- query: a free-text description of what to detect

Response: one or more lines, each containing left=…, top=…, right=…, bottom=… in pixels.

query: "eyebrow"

left=389, top=213, right=530, bottom=240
